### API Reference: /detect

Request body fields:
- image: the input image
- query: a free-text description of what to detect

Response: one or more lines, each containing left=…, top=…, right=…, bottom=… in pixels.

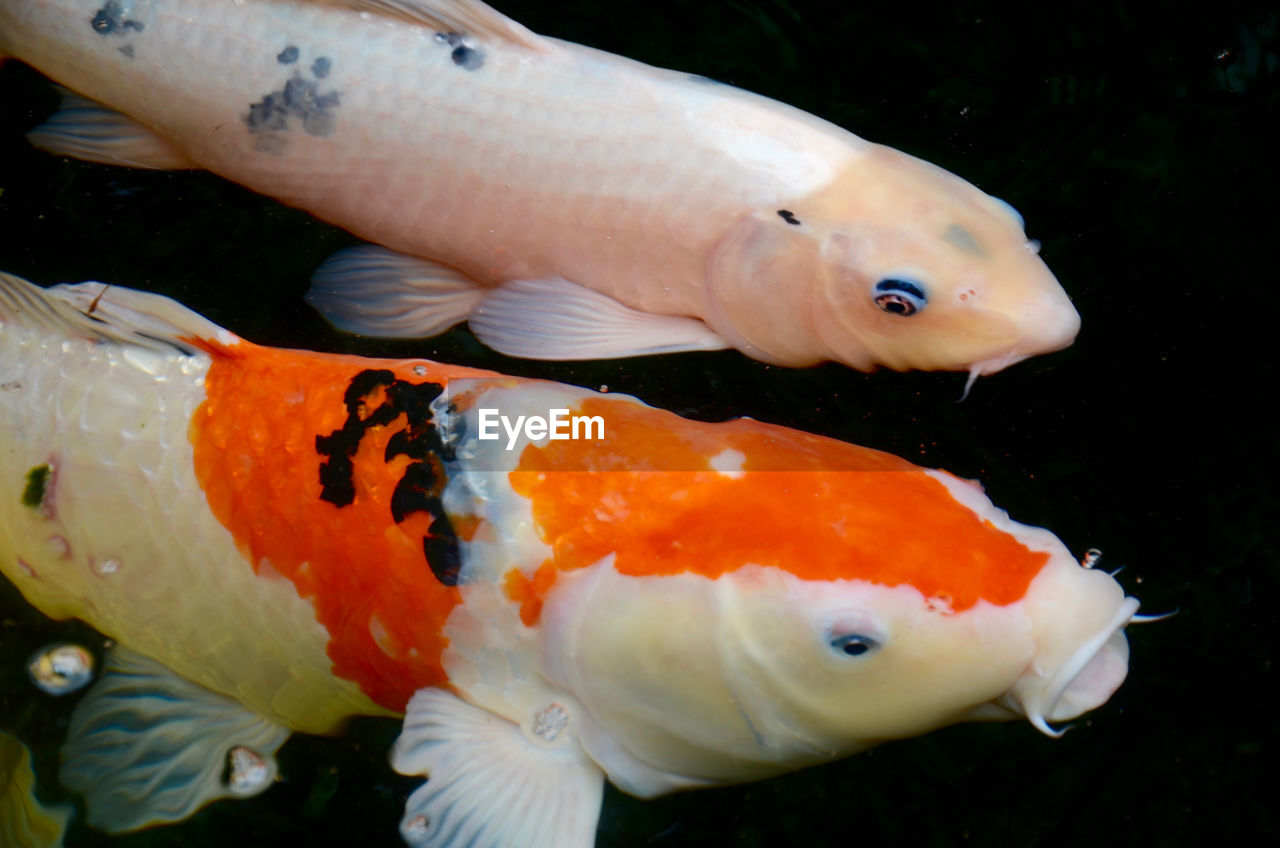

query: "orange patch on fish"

left=512, top=398, right=1048, bottom=616
left=504, top=561, right=559, bottom=627
left=189, top=341, right=493, bottom=711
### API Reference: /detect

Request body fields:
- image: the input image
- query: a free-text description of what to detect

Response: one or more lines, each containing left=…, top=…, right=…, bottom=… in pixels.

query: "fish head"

left=535, top=436, right=1135, bottom=797
left=977, top=550, right=1139, bottom=735
left=706, top=143, right=1079, bottom=375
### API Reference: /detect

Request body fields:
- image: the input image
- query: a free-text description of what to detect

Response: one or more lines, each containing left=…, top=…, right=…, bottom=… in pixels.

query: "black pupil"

left=842, top=640, right=869, bottom=656
left=877, top=294, right=912, bottom=315
left=874, top=279, right=924, bottom=316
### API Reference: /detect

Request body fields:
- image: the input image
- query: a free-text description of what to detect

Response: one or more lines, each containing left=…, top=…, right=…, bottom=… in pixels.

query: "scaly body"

left=1, top=0, right=1078, bottom=374
left=0, top=271, right=1139, bottom=846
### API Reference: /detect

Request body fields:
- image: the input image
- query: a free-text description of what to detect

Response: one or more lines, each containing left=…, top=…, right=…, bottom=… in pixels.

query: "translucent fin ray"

left=307, top=245, right=486, bottom=338
left=391, top=688, right=603, bottom=848
left=59, top=647, right=290, bottom=833
left=27, top=87, right=197, bottom=170
left=470, top=277, right=731, bottom=360
left=0, top=272, right=236, bottom=355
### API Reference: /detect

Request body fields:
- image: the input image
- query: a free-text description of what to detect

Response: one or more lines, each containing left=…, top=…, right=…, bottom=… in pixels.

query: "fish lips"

left=997, top=596, right=1141, bottom=737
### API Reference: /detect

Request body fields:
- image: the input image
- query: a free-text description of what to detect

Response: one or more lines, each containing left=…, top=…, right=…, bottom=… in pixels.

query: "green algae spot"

left=20, top=465, right=50, bottom=509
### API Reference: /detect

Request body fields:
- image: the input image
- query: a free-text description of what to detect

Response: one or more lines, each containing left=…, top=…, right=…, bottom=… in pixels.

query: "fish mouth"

left=1001, top=597, right=1141, bottom=737
left=959, top=293, right=1081, bottom=394
left=961, top=350, right=1033, bottom=398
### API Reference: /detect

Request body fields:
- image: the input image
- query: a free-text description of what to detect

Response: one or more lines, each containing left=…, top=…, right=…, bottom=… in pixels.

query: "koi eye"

left=874, top=279, right=926, bottom=316
left=830, top=633, right=881, bottom=657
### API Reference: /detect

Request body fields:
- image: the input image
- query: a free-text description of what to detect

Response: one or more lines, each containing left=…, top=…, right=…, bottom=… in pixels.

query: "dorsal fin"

left=0, top=272, right=238, bottom=356
left=332, top=0, right=550, bottom=51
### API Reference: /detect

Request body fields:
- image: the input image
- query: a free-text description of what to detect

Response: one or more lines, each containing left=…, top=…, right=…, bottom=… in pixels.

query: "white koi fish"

left=0, top=0, right=1078, bottom=381
left=1, top=271, right=1143, bottom=847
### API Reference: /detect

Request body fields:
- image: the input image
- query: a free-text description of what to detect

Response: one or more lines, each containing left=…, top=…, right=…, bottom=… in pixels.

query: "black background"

left=1, top=0, right=1275, bottom=845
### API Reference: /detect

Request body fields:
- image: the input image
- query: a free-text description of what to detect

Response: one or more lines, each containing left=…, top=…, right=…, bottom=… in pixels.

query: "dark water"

left=1, top=0, right=1275, bottom=845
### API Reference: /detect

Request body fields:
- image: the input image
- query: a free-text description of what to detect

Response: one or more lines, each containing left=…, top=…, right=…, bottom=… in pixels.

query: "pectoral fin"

left=307, top=245, right=486, bottom=338
left=59, top=646, right=290, bottom=833
left=27, top=88, right=197, bottom=170
left=470, top=277, right=731, bottom=360
left=391, top=688, right=603, bottom=848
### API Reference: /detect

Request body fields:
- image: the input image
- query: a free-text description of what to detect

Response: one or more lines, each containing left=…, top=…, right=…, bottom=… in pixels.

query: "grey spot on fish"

left=311, top=57, right=332, bottom=78
left=91, top=2, right=144, bottom=37
left=245, top=72, right=342, bottom=154
left=434, top=31, right=483, bottom=70
left=118, top=44, right=135, bottom=59
left=452, top=45, right=484, bottom=71
left=943, top=224, right=986, bottom=257
left=278, top=45, right=299, bottom=65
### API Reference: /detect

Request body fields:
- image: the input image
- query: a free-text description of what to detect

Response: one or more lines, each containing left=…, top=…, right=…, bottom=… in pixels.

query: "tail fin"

left=0, top=272, right=238, bottom=355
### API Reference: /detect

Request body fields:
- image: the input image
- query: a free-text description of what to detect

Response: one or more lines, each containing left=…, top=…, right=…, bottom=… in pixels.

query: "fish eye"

left=873, top=279, right=926, bottom=316
left=830, top=633, right=881, bottom=658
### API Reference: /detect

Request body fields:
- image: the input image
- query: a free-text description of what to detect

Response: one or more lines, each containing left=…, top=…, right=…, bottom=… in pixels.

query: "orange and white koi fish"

left=0, top=271, right=1140, bottom=845
left=0, top=0, right=1078, bottom=380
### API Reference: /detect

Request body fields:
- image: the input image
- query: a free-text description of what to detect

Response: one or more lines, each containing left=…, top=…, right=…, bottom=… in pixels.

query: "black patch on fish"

left=777, top=209, right=802, bottom=225
left=90, top=2, right=122, bottom=34
left=91, top=1, right=143, bottom=52
left=245, top=55, right=342, bottom=153
left=451, top=45, right=484, bottom=71
left=21, top=464, right=51, bottom=509
left=316, top=370, right=461, bottom=586
left=91, top=2, right=144, bottom=36
left=434, top=32, right=483, bottom=71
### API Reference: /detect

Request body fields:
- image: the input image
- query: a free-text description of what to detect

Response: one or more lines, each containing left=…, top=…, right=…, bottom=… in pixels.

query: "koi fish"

left=0, top=0, right=1078, bottom=381
left=0, top=271, right=1141, bottom=847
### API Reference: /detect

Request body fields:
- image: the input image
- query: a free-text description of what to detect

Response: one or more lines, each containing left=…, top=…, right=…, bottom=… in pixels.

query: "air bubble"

left=226, top=746, right=270, bottom=795
left=531, top=702, right=569, bottom=742
left=405, top=814, right=430, bottom=838
left=27, top=643, right=94, bottom=695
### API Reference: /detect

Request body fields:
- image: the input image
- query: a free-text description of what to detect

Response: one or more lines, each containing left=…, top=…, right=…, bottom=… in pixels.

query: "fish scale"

left=0, top=284, right=380, bottom=734
left=2, top=0, right=1079, bottom=374
left=0, top=271, right=1140, bottom=845
left=3, top=0, right=797, bottom=305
